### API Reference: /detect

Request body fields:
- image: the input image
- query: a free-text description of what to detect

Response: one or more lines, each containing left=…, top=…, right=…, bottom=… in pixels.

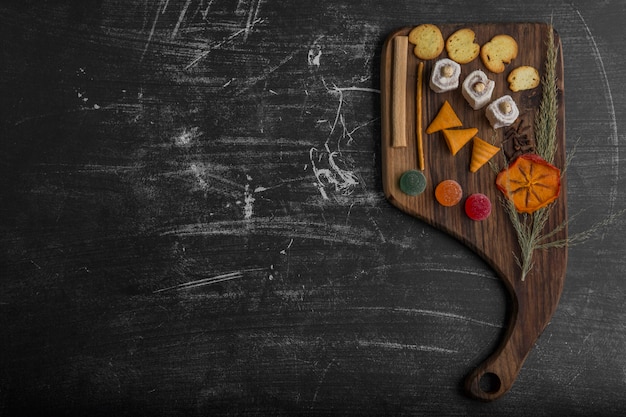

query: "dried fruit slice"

left=442, top=127, right=478, bottom=155
left=435, top=180, right=463, bottom=207
left=495, top=153, right=561, bottom=214
left=470, top=137, right=500, bottom=173
left=426, top=100, right=463, bottom=134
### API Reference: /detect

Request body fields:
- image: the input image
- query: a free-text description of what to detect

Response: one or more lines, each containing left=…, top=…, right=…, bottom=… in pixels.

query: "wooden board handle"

left=465, top=245, right=566, bottom=400
left=464, top=300, right=525, bottom=400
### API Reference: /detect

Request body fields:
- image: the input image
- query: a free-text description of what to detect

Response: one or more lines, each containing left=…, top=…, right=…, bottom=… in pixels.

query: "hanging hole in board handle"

left=479, top=372, right=502, bottom=394
left=465, top=368, right=509, bottom=401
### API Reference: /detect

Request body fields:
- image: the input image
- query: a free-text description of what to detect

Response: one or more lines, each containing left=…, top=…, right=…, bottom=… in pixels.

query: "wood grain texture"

left=1, top=0, right=626, bottom=415
left=381, top=23, right=567, bottom=400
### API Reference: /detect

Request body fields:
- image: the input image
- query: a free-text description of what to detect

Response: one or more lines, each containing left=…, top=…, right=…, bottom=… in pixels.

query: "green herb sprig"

left=504, top=25, right=559, bottom=281
left=504, top=26, right=624, bottom=280
left=535, top=27, right=559, bottom=163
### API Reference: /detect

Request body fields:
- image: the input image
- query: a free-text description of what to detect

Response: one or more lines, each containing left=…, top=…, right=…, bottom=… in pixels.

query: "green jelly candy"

left=399, top=170, right=427, bottom=196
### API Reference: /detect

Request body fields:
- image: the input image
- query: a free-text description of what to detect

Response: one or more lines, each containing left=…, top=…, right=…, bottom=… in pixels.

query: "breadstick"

left=416, top=61, right=425, bottom=170
left=392, top=36, right=408, bottom=147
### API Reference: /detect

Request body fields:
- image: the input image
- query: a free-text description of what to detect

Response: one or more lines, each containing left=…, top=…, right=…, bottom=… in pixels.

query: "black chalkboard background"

left=1, top=0, right=625, bottom=415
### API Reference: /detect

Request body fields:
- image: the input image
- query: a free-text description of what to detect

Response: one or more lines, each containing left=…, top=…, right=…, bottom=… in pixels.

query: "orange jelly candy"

left=435, top=179, right=463, bottom=207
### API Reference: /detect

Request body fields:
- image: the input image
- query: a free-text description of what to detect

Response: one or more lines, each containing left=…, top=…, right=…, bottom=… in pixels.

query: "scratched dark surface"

left=1, top=0, right=626, bottom=415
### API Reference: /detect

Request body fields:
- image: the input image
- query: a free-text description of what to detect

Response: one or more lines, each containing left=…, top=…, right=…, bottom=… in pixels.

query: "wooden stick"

left=392, top=36, right=408, bottom=147
left=416, top=61, right=425, bottom=170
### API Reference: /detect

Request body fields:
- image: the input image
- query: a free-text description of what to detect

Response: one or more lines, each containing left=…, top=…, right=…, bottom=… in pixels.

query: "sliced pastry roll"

left=462, top=70, right=495, bottom=110
left=430, top=58, right=461, bottom=93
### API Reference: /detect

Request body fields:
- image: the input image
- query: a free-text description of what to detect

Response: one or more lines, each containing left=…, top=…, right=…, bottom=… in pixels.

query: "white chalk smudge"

left=174, top=126, right=202, bottom=146
left=352, top=306, right=502, bottom=329
left=75, top=68, right=100, bottom=109
left=244, top=175, right=255, bottom=219
left=308, top=35, right=325, bottom=68
left=171, top=0, right=192, bottom=39
left=308, top=48, right=322, bottom=67
left=159, top=218, right=377, bottom=248
left=280, top=238, right=294, bottom=255
left=186, top=163, right=246, bottom=199
left=190, top=163, right=209, bottom=191
left=243, top=0, right=263, bottom=42
left=235, top=52, right=294, bottom=94
left=141, top=0, right=169, bottom=62
left=185, top=18, right=265, bottom=70
left=309, top=147, right=359, bottom=200
left=201, top=0, right=216, bottom=19
left=309, top=82, right=380, bottom=200
left=76, top=90, right=100, bottom=109
left=153, top=267, right=266, bottom=293
left=308, top=82, right=379, bottom=200
left=357, top=340, right=458, bottom=354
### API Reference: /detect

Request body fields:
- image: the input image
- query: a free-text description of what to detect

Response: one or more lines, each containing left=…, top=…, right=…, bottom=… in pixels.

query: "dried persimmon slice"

left=495, top=153, right=561, bottom=214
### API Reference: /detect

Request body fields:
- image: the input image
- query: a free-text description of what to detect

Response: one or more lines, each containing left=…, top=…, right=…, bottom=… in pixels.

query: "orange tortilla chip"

left=470, top=137, right=500, bottom=172
left=442, top=128, right=478, bottom=155
left=426, top=100, right=463, bottom=134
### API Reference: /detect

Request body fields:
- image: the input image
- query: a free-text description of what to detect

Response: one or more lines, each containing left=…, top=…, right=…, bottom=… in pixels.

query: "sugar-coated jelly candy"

left=399, top=170, right=427, bottom=196
left=465, top=193, right=491, bottom=221
left=435, top=180, right=463, bottom=207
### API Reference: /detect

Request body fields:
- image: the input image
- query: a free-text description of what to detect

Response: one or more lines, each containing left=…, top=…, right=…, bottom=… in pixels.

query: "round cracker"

left=480, top=34, right=518, bottom=73
left=507, top=66, right=540, bottom=92
left=446, top=28, right=480, bottom=64
left=408, top=24, right=444, bottom=60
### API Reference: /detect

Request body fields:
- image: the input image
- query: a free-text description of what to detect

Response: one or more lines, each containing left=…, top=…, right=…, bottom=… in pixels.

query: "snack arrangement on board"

left=380, top=23, right=567, bottom=401
left=401, top=23, right=555, bottom=218
left=382, top=22, right=563, bottom=255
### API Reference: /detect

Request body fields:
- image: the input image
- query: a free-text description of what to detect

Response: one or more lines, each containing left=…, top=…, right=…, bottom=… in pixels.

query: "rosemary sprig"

left=536, top=208, right=626, bottom=249
left=535, top=26, right=559, bottom=164
left=503, top=197, right=551, bottom=281
left=504, top=25, right=559, bottom=281
left=503, top=25, right=624, bottom=280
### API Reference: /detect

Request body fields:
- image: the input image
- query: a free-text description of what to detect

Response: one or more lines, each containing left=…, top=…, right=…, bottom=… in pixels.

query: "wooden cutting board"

left=380, top=23, right=566, bottom=401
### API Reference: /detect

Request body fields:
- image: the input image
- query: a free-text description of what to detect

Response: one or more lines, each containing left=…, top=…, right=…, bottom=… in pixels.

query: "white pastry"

left=486, top=95, right=519, bottom=129
left=430, top=58, right=461, bottom=93
left=462, top=69, right=495, bottom=110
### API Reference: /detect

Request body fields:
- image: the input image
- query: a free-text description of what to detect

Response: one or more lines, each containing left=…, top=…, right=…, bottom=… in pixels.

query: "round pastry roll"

left=430, top=58, right=461, bottom=93
left=486, top=95, right=519, bottom=129
left=462, top=69, right=495, bottom=110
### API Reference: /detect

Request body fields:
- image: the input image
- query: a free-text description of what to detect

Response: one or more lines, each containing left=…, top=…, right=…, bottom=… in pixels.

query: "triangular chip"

left=442, top=128, right=478, bottom=155
left=426, top=100, right=463, bottom=134
left=470, top=137, right=500, bottom=172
